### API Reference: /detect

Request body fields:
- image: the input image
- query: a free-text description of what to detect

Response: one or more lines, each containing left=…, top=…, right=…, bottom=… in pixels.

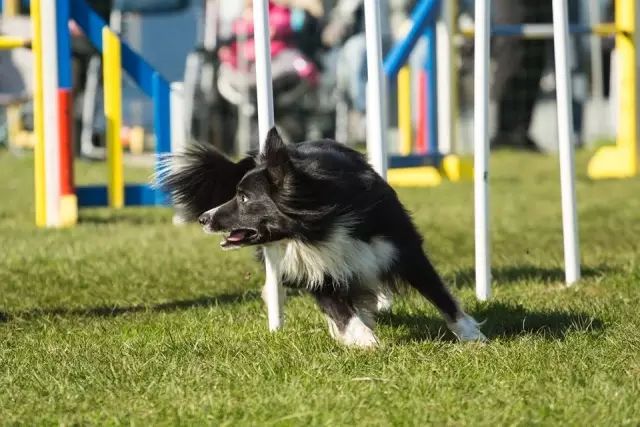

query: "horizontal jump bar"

left=389, top=153, right=441, bottom=169
left=460, top=23, right=619, bottom=39
left=76, top=184, right=170, bottom=207
left=0, top=36, right=30, bottom=50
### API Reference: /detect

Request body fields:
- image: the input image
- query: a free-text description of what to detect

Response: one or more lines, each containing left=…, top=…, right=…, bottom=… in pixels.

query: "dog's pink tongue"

left=227, top=230, right=248, bottom=242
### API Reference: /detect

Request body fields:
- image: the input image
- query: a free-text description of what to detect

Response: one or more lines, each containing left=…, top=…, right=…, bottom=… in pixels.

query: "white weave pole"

left=552, top=0, right=581, bottom=284
left=436, top=0, right=455, bottom=154
left=474, top=0, right=491, bottom=300
left=253, top=0, right=284, bottom=330
left=363, top=0, right=388, bottom=179
left=41, top=0, right=61, bottom=227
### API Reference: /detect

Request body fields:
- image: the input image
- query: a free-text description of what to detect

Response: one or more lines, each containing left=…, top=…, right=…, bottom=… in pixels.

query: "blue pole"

left=152, top=72, right=171, bottom=154
left=70, top=0, right=105, bottom=51
left=56, top=0, right=72, bottom=89
left=384, top=0, right=440, bottom=78
left=152, top=72, right=171, bottom=205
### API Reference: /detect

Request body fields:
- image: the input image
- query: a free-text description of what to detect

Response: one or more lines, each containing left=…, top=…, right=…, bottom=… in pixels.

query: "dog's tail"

left=155, top=144, right=255, bottom=221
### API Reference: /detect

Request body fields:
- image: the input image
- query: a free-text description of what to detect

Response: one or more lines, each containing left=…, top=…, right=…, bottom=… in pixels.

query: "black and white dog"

left=160, top=128, right=486, bottom=347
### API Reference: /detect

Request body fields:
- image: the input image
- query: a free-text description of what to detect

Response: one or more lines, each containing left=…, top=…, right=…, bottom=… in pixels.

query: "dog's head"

left=198, top=127, right=297, bottom=249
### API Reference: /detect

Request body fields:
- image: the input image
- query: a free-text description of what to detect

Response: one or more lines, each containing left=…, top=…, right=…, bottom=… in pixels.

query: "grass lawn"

left=0, top=148, right=639, bottom=425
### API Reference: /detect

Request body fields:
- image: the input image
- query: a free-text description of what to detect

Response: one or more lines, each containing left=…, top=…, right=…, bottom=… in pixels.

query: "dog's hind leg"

left=355, top=282, right=393, bottom=314
left=313, top=291, right=379, bottom=348
left=399, top=249, right=487, bottom=342
left=374, top=286, right=394, bottom=313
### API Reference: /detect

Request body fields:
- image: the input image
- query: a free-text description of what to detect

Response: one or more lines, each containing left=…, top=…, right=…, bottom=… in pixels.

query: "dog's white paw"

left=448, top=312, right=488, bottom=342
left=340, top=316, right=379, bottom=348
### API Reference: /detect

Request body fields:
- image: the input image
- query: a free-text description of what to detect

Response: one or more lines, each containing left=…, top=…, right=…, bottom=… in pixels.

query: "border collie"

left=159, top=128, right=486, bottom=347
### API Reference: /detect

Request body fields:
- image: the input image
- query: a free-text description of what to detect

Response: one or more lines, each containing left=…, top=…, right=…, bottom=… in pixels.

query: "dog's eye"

left=239, top=194, right=249, bottom=203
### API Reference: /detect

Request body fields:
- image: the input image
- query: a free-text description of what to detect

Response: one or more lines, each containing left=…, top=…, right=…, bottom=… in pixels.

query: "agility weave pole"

left=552, top=0, right=581, bottom=285
left=473, top=0, right=491, bottom=301
left=252, top=0, right=391, bottom=330
left=460, top=0, right=638, bottom=182
left=30, top=0, right=184, bottom=227
left=435, top=0, right=456, bottom=155
left=252, top=0, right=283, bottom=332
left=363, top=0, right=388, bottom=179
left=473, top=0, right=582, bottom=300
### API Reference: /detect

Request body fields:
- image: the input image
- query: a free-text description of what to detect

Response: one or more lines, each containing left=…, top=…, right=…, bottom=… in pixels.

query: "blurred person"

left=491, top=0, right=586, bottom=151
left=67, top=1, right=113, bottom=153
left=216, top=0, right=325, bottom=141
left=217, top=0, right=319, bottom=94
left=491, top=0, right=552, bottom=152
left=322, top=0, right=372, bottom=114
left=321, top=0, right=392, bottom=143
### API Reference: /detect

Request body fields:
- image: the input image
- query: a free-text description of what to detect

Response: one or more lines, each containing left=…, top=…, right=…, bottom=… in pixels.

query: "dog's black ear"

left=261, top=127, right=291, bottom=187
left=156, top=144, right=256, bottom=221
left=262, top=127, right=287, bottom=164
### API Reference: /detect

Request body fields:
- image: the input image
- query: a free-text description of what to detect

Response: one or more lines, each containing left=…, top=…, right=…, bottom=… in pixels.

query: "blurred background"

left=0, top=0, right=618, bottom=158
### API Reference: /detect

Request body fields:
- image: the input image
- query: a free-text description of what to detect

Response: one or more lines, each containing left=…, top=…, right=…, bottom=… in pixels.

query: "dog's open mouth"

left=220, top=228, right=259, bottom=249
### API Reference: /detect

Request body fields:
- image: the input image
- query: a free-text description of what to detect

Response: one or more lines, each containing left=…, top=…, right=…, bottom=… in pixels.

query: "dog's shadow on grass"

left=0, top=291, right=261, bottom=323
left=379, top=301, right=604, bottom=342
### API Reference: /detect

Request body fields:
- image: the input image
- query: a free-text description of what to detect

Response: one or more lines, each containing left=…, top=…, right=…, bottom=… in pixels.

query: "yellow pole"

left=613, top=0, right=639, bottom=175
left=102, top=28, right=124, bottom=208
left=0, top=36, right=28, bottom=49
left=31, top=0, right=46, bottom=227
left=398, top=65, right=412, bottom=155
left=588, top=0, right=639, bottom=178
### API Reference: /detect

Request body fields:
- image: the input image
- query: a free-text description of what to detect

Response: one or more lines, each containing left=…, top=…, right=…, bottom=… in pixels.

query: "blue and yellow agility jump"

left=386, top=0, right=639, bottom=187
left=384, top=0, right=471, bottom=188
left=30, top=0, right=184, bottom=227
left=587, top=0, right=640, bottom=179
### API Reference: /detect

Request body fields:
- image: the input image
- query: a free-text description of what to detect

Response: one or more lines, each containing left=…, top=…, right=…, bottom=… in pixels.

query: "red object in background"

left=416, top=71, right=427, bottom=155
left=58, top=89, right=74, bottom=195
left=219, top=2, right=292, bottom=66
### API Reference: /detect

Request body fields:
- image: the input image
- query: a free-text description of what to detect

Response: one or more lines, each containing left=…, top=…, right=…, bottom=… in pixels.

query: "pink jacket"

left=220, top=3, right=292, bottom=66
left=219, top=2, right=317, bottom=83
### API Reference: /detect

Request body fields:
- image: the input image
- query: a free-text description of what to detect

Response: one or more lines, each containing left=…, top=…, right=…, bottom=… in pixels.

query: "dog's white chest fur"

left=267, top=226, right=397, bottom=289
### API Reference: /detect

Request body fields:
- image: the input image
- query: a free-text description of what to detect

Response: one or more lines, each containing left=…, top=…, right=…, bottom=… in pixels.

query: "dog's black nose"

left=198, top=213, right=209, bottom=226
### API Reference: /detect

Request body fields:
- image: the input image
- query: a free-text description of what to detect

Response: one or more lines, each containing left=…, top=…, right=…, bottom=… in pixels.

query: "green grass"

left=1, top=149, right=639, bottom=426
